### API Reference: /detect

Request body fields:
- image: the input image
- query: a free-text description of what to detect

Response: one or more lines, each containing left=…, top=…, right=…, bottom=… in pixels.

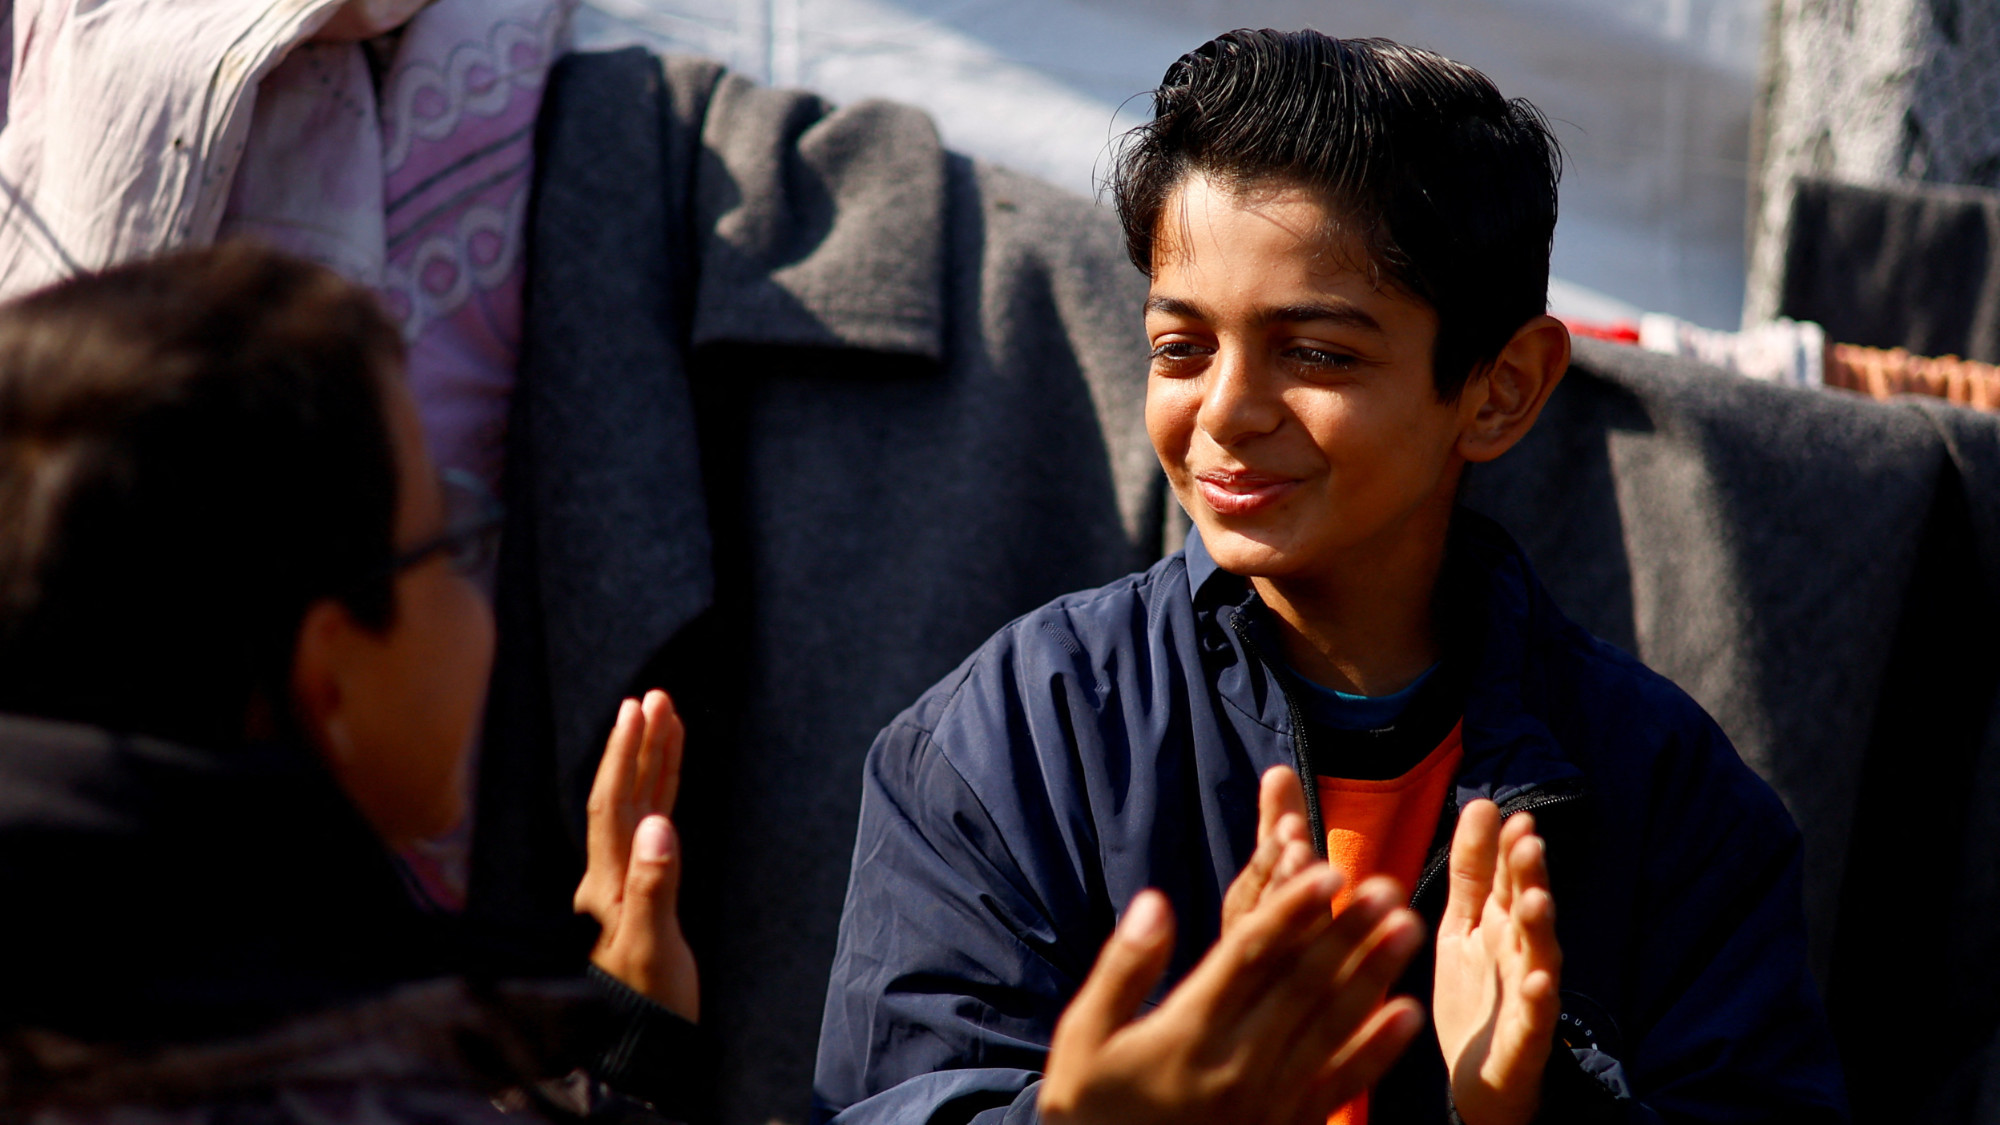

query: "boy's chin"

left=1198, top=524, right=1314, bottom=579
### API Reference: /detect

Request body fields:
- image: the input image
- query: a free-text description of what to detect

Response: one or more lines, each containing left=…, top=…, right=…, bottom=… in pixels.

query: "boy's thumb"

left=1052, top=889, right=1175, bottom=1055
left=624, top=814, right=681, bottom=921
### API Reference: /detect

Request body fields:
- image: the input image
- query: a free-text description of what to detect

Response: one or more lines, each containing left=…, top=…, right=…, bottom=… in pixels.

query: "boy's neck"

left=1249, top=506, right=1451, bottom=698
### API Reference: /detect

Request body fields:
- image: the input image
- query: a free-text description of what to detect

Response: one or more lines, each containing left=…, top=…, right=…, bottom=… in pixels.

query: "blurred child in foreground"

left=0, top=245, right=701, bottom=1121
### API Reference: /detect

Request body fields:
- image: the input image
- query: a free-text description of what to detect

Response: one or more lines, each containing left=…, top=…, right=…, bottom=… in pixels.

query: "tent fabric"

left=481, top=51, right=2000, bottom=1124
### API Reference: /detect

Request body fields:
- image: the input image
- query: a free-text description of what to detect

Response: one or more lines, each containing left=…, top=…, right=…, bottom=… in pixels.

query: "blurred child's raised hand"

left=1434, top=799, right=1561, bottom=1125
left=574, top=689, right=699, bottom=1021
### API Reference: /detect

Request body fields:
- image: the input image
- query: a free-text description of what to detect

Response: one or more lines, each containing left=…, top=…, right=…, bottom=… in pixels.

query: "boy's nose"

left=1196, top=347, right=1285, bottom=447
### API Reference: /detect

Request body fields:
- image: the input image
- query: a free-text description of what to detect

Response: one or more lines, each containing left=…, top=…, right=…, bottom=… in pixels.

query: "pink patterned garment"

left=221, top=1, right=575, bottom=904
left=378, top=0, right=573, bottom=494
left=223, top=0, right=574, bottom=498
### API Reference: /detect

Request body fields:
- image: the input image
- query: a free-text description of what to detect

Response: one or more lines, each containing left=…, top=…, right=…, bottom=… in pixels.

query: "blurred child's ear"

left=1455, top=315, right=1570, bottom=464
left=289, top=598, right=360, bottom=764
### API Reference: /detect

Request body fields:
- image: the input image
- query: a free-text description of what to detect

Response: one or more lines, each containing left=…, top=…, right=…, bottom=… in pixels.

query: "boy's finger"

left=1269, top=837, right=1315, bottom=903
left=633, top=693, right=664, bottom=816
left=1493, top=813, right=1537, bottom=914
left=636, top=689, right=682, bottom=814
left=622, top=814, right=679, bottom=938
left=1051, top=889, right=1176, bottom=1059
left=1258, top=765, right=1307, bottom=844
left=1227, top=823, right=1288, bottom=924
left=1443, top=799, right=1500, bottom=931
left=1515, top=883, right=1561, bottom=980
left=1194, top=863, right=1345, bottom=1019
left=1265, top=891, right=1424, bottom=1086
left=1336, top=872, right=1416, bottom=976
left=1327, top=875, right=1407, bottom=961
left=1508, top=829, right=1550, bottom=898
left=651, top=691, right=686, bottom=814
left=1225, top=814, right=1312, bottom=931
left=581, top=698, right=644, bottom=905
left=1307, top=997, right=1427, bottom=1118
left=1494, top=960, right=1561, bottom=1088
left=1273, top=810, right=1308, bottom=849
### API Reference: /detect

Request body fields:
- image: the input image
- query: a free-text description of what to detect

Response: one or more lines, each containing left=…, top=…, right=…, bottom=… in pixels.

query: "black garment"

left=0, top=713, right=451, bottom=1039
left=1778, top=176, right=2000, bottom=362
left=0, top=713, right=704, bottom=1121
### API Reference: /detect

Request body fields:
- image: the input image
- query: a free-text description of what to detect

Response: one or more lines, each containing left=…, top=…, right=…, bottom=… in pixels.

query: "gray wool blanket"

left=476, top=48, right=2000, bottom=1125
left=1467, top=340, right=2000, bottom=1124
left=471, top=48, right=1161, bottom=1125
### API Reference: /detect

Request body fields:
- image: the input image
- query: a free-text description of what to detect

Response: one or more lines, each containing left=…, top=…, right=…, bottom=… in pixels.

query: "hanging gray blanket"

left=476, top=47, right=2000, bottom=1125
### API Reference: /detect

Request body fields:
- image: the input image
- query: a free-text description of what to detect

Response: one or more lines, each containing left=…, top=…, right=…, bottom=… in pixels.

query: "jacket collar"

left=1188, top=511, right=1587, bottom=804
left=1182, top=523, right=1235, bottom=606
left=0, top=714, right=452, bottom=1042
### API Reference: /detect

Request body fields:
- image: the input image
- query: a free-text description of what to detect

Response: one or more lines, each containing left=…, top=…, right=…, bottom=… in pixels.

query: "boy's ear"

left=1456, top=315, right=1570, bottom=464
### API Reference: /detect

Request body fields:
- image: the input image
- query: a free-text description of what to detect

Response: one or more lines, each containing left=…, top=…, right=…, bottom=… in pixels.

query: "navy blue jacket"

left=813, top=512, right=1848, bottom=1123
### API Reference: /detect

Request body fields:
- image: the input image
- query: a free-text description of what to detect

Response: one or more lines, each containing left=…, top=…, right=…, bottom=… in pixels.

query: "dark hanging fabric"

left=1778, top=176, right=2000, bottom=363
left=1464, top=338, right=2000, bottom=1125
left=483, top=46, right=2000, bottom=1125
left=471, top=48, right=1164, bottom=1125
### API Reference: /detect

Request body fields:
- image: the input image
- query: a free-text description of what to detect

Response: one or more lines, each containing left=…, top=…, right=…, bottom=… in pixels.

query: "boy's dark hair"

left=1111, top=30, right=1561, bottom=399
left=0, top=244, right=404, bottom=750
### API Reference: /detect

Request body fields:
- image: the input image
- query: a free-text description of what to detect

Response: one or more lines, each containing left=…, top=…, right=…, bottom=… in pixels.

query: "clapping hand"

left=573, top=689, right=699, bottom=1021
left=1039, top=764, right=1425, bottom=1125
left=1433, top=799, right=1561, bottom=1125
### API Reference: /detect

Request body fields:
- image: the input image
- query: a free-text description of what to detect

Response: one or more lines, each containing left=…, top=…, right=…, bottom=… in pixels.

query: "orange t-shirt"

left=1319, top=720, right=1465, bottom=1125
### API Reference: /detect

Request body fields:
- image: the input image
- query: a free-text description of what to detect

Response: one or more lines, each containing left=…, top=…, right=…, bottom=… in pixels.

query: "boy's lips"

left=1194, top=470, right=1298, bottom=515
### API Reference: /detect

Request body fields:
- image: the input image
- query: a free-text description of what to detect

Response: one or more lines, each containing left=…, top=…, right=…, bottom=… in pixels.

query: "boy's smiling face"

left=1145, top=174, right=1478, bottom=584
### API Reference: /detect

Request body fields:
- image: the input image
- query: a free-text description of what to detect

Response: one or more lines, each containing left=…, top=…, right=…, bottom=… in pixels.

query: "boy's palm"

left=574, top=689, right=700, bottom=1021
left=1221, top=766, right=1318, bottom=935
left=1434, top=800, right=1561, bottom=1125
left=1041, top=870, right=1424, bottom=1125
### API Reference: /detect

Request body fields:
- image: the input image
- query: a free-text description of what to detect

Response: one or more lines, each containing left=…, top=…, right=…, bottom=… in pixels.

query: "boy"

left=813, top=30, right=1846, bottom=1125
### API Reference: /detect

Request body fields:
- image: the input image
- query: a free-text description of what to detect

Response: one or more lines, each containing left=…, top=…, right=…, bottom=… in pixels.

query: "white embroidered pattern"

left=382, top=181, right=531, bottom=340
left=381, top=2, right=569, bottom=175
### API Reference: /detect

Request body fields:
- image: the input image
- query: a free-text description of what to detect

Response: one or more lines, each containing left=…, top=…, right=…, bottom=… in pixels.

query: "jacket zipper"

left=1408, top=788, right=1584, bottom=910
left=1228, top=610, right=1328, bottom=857
left=1228, top=606, right=1585, bottom=899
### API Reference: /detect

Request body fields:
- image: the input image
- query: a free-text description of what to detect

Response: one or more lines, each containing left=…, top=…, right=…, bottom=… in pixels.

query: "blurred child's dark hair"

left=1111, top=29, right=1561, bottom=399
left=0, top=244, right=404, bottom=750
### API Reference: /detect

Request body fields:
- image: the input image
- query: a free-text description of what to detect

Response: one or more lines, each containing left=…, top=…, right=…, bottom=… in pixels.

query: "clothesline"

left=1562, top=313, right=2000, bottom=413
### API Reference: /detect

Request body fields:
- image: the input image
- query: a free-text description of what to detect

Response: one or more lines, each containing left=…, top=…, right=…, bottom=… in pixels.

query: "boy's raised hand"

left=1039, top=863, right=1425, bottom=1125
left=1434, top=799, right=1561, bottom=1125
left=1221, top=765, right=1318, bottom=934
left=574, top=689, right=700, bottom=1022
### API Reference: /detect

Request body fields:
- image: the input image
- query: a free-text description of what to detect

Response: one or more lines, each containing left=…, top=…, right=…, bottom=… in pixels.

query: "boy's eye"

left=1149, top=340, right=1211, bottom=365
left=1285, top=345, right=1360, bottom=372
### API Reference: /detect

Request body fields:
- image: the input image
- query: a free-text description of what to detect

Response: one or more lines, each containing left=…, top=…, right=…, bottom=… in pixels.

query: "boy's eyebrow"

left=1265, top=302, right=1384, bottom=333
left=1144, top=295, right=1384, bottom=334
left=1145, top=295, right=1208, bottom=319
